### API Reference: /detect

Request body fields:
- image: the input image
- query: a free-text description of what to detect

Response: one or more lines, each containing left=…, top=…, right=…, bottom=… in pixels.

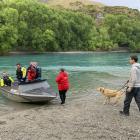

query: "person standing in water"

left=56, top=68, right=70, bottom=104
left=120, top=55, right=140, bottom=116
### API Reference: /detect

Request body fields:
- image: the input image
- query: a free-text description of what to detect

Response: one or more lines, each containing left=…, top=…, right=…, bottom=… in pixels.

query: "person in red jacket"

left=27, top=65, right=37, bottom=81
left=56, top=68, right=69, bottom=104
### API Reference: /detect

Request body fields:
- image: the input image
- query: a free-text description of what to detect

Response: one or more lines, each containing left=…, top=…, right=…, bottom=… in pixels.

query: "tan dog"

left=97, top=87, right=124, bottom=105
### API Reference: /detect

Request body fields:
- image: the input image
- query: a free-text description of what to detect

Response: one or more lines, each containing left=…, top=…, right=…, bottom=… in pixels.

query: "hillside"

left=41, top=0, right=104, bottom=9
left=104, top=6, right=140, bottom=18
left=40, top=0, right=140, bottom=19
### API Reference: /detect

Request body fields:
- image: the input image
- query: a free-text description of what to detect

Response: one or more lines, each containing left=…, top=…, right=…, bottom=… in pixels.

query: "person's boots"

left=119, top=111, right=129, bottom=116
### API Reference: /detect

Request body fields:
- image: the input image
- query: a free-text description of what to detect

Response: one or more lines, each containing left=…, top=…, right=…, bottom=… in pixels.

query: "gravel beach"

left=0, top=91, right=140, bottom=140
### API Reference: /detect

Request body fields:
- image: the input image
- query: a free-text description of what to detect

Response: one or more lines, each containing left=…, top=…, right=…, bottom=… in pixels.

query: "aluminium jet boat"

left=0, top=79, right=56, bottom=103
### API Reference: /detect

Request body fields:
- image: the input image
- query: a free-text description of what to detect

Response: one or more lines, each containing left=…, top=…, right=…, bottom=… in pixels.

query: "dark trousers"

left=59, top=90, right=67, bottom=104
left=123, top=87, right=140, bottom=114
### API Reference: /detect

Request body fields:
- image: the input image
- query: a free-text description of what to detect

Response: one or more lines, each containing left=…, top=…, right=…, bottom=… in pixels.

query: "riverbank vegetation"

left=0, top=0, right=140, bottom=55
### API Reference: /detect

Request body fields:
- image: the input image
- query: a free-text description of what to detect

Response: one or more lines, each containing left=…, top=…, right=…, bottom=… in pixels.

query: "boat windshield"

left=18, top=80, right=54, bottom=95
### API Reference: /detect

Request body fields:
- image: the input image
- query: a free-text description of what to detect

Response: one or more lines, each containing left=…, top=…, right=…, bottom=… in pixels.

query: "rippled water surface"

left=0, top=52, right=136, bottom=114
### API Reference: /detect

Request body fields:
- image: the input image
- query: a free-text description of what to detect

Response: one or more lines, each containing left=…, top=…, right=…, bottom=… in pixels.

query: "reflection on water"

left=0, top=52, right=136, bottom=115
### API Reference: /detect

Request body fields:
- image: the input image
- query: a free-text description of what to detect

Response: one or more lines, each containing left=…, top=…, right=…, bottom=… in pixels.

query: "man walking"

left=120, top=55, right=140, bottom=116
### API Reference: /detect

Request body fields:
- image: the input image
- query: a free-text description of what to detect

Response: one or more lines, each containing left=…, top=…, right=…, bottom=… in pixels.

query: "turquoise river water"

left=0, top=52, right=137, bottom=115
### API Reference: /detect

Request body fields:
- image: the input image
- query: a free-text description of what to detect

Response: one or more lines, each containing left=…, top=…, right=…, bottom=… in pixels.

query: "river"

left=0, top=52, right=135, bottom=115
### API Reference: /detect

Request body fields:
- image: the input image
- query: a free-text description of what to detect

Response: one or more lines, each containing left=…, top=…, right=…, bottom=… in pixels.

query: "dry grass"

left=41, top=0, right=104, bottom=9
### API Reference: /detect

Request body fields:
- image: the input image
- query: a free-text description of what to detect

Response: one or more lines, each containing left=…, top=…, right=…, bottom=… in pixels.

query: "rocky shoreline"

left=8, top=50, right=129, bottom=55
left=0, top=91, right=140, bottom=140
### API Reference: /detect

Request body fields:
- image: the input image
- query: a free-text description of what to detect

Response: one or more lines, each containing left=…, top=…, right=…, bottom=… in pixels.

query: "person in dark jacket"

left=2, top=72, right=14, bottom=86
left=56, top=68, right=69, bottom=104
left=35, top=66, right=41, bottom=80
left=16, top=63, right=26, bottom=83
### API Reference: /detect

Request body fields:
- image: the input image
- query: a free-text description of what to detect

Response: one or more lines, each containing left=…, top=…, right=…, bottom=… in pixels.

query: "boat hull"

left=0, top=80, right=56, bottom=103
